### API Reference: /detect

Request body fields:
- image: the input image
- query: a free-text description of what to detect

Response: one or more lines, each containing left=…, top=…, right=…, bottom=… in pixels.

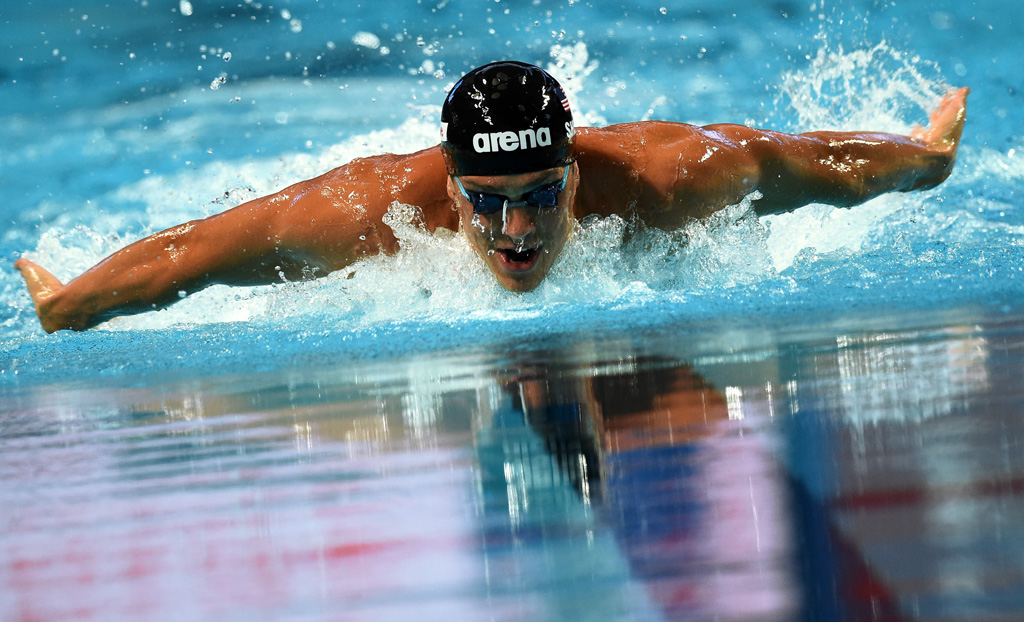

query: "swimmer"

left=16, top=61, right=968, bottom=333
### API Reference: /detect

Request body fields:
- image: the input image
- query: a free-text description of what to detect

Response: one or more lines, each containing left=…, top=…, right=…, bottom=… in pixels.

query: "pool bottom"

left=2, top=306, right=1023, bottom=621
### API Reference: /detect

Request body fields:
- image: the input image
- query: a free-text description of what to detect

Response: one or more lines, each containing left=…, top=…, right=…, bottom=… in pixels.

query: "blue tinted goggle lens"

left=457, top=167, right=569, bottom=215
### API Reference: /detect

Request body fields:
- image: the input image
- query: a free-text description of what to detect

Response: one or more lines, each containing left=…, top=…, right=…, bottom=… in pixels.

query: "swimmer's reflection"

left=474, top=357, right=734, bottom=618
left=482, top=357, right=729, bottom=503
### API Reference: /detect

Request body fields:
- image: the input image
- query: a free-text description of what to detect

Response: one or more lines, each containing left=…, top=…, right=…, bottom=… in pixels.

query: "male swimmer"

left=16, top=61, right=968, bottom=333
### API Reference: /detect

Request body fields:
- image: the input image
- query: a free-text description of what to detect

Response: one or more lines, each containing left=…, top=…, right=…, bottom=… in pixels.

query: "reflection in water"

left=782, top=323, right=1024, bottom=621
left=469, top=353, right=797, bottom=621
left=831, top=327, right=990, bottom=424
left=4, top=319, right=1024, bottom=620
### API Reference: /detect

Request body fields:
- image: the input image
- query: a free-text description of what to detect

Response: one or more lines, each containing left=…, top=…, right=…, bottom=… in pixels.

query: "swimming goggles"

left=454, top=166, right=570, bottom=215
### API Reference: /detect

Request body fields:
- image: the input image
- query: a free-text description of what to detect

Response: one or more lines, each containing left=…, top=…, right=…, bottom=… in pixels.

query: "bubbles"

left=352, top=32, right=381, bottom=50
left=179, top=0, right=193, bottom=16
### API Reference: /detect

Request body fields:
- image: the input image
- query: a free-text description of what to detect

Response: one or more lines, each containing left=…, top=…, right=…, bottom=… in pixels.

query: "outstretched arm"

left=16, top=147, right=451, bottom=333
left=703, top=87, right=969, bottom=216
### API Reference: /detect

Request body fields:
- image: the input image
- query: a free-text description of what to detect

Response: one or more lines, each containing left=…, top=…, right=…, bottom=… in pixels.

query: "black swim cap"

left=440, top=61, right=576, bottom=176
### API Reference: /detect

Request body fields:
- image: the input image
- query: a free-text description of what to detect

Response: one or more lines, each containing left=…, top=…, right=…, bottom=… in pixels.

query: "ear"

left=565, top=161, right=581, bottom=209
left=445, top=176, right=460, bottom=203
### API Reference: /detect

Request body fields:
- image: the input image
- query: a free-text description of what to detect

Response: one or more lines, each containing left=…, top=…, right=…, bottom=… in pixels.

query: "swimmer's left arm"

left=707, top=87, right=968, bottom=216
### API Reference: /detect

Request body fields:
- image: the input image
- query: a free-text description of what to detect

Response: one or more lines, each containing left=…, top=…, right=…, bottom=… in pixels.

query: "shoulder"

left=577, top=121, right=700, bottom=150
left=280, top=146, right=453, bottom=232
left=577, top=121, right=761, bottom=165
left=318, top=147, right=446, bottom=189
left=573, top=121, right=765, bottom=224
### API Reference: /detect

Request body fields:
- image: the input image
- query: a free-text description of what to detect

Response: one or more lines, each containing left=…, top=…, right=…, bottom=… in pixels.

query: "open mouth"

left=496, top=248, right=540, bottom=272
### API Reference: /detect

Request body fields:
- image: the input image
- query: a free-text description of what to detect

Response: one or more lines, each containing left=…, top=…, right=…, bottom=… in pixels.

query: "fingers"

left=15, top=258, right=64, bottom=301
left=15, top=259, right=93, bottom=332
left=14, top=258, right=70, bottom=332
left=914, top=87, right=968, bottom=151
left=945, top=86, right=970, bottom=107
left=937, top=86, right=969, bottom=148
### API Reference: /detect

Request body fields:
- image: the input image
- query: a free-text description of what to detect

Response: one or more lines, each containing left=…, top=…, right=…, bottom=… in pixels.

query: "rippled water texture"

left=5, top=309, right=1024, bottom=620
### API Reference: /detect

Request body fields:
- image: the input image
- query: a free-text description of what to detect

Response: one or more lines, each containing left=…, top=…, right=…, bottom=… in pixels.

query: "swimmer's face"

left=448, top=163, right=577, bottom=292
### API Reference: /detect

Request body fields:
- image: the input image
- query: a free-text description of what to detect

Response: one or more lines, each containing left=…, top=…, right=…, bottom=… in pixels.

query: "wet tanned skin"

left=16, top=88, right=968, bottom=333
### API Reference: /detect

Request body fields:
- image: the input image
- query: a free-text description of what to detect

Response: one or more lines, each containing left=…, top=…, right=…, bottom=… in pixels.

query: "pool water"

left=5, top=309, right=1023, bottom=620
left=2, top=0, right=1023, bottom=620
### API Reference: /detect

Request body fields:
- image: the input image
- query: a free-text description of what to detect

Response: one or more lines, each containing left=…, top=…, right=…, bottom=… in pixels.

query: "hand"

left=14, top=258, right=79, bottom=333
left=910, top=87, right=969, bottom=154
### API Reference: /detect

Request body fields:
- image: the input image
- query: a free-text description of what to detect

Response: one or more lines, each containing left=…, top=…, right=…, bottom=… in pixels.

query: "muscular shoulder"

left=577, top=120, right=757, bottom=150
left=575, top=122, right=761, bottom=224
left=290, top=147, right=453, bottom=229
left=266, top=147, right=454, bottom=266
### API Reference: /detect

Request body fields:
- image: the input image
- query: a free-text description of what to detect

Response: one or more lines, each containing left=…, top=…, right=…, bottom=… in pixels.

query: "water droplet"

left=352, top=32, right=380, bottom=49
left=179, top=0, right=193, bottom=16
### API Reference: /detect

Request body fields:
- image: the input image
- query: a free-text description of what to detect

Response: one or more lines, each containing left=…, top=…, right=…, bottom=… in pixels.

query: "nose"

left=501, top=203, right=536, bottom=240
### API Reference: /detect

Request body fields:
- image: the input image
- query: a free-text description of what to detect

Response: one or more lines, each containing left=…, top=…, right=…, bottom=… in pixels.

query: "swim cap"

left=440, top=61, right=576, bottom=176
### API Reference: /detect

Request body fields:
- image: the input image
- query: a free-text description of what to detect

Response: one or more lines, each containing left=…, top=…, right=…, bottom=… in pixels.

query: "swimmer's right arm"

left=15, top=148, right=451, bottom=333
left=15, top=182, right=358, bottom=333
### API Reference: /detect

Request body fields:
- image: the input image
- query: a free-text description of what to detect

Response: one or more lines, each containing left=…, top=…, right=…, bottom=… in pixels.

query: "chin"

left=494, top=269, right=546, bottom=293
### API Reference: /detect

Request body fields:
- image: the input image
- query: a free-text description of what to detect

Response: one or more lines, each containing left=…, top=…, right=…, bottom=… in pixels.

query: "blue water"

left=2, top=0, right=1022, bottom=377
left=2, top=0, right=1024, bottom=620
